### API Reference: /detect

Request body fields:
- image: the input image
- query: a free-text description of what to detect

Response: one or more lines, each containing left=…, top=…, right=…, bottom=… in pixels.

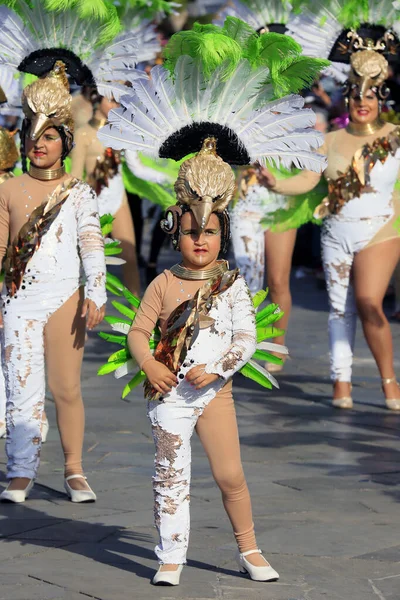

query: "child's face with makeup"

left=179, top=211, right=221, bottom=270
left=26, top=127, right=63, bottom=169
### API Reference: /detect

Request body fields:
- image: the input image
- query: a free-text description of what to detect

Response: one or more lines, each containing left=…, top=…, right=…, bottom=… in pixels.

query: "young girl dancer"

left=129, top=139, right=279, bottom=585
left=0, top=62, right=107, bottom=503
left=97, top=19, right=327, bottom=583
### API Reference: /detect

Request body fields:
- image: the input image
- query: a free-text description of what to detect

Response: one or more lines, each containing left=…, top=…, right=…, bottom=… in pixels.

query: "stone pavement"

left=1, top=265, right=400, bottom=600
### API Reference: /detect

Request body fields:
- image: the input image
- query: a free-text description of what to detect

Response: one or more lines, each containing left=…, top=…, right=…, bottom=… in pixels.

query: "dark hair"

left=163, top=204, right=231, bottom=255
left=19, top=120, right=74, bottom=173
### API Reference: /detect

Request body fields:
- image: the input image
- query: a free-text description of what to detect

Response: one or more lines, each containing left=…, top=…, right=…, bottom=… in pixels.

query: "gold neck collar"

left=29, top=164, right=66, bottom=181
left=89, top=116, right=108, bottom=130
left=170, top=261, right=228, bottom=281
left=346, top=119, right=385, bottom=137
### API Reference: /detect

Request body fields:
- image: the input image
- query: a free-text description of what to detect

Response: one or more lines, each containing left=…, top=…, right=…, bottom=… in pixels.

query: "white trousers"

left=321, top=215, right=391, bottom=382
left=1, top=277, right=79, bottom=479
left=0, top=352, right=5, bottom=425
left=230, top=204, right=265, bottom=294
left=148, top=389, right=217, bottom=564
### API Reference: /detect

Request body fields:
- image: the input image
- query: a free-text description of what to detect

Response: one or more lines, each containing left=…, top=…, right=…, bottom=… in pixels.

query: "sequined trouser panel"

left=148, top=399, right=201, bottom=564
left=0, top=353, right=5, bottom=425
left=321, top=215, right=391, bottom=382
left=1, top=277, right=79, bottom=479
left=230, top=205, right=265, bottom=295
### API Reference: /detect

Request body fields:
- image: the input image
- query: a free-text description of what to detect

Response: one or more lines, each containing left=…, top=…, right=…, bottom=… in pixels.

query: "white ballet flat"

left=0, top=423, right=6, bottom=439
left=64, top=474, right=97, bottom=503
left=0, top=479, right=34, bottom=503
left=236, top=549, right=279, bottom=582
left=152, top=565, right=183, bottom=586
left=41, top=418, right=49, bottom=443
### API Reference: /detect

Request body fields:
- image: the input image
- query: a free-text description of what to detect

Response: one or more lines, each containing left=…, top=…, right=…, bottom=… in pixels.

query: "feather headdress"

left=116, top=0, right=182, bottom=66
left=0, top=0, right=146, bottom=100
left=98, top=17, right=328, bottom=230
left=287, top=0, right=400, bottom=86
left=0, top=65, right=21, bottom=116
left=214, top=0, right=292, bottom=33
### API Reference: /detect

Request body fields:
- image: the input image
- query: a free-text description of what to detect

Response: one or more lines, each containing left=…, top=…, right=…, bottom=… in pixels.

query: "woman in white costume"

left=0, top=62, right=106, bottom=503
left=259, top=22, right=400, bottom=410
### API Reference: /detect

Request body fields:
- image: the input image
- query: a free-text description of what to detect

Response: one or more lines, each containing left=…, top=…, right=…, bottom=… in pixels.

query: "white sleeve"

left=205, top=277, right=257, bottom=380
left=74, top=182, right=107, bottom=309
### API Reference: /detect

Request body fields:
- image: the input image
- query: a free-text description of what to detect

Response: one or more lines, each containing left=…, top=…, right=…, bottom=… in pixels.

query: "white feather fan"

left=98, top=56, right=327, bottom=173
left=214, top=0, right=292, bottom=30
left=0, top=1, right=145, bottom=99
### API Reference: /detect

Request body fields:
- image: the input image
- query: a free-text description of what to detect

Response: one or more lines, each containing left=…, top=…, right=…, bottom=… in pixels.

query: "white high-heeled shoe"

left=41, top=418, right=49, bottom=443
left=0, top=479, right=34, bottom=503
left=382, top=377, right=400, bottom=411
left=236, top=549, right=279, bottom=582
left=332, top=383, right=353, bottom=409
left=64, top=475, right=96, bottom=503
left=152, top=565, right=183, bottom=586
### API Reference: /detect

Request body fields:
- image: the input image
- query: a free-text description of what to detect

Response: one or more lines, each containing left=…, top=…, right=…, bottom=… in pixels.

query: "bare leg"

left=112, top=202, right=141, bottom=297
left=264, top=228, right=297, bottom=349
left=353, top=238, right=400, bottom=400
left=392, top=260, right=400, bottom=319
left=45, top=288, right=90, bottom=490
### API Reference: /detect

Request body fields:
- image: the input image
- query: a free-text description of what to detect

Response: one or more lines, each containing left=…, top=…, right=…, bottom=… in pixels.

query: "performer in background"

left=0, top=63, right=106, bottom=503
left=259, top=14, right=400, bottom=410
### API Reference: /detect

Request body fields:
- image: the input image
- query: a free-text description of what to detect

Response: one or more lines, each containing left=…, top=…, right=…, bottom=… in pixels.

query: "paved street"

left=1, top=257, right=400, bottom=600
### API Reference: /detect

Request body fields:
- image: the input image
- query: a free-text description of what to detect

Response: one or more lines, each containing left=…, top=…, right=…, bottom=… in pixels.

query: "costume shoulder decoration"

left=98, top=277, right=288, bottom=399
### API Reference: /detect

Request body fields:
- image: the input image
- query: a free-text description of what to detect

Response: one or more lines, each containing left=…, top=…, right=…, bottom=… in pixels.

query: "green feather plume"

left=268, top=55, right=331, bottom=97
left=122, top=163, right=175, bottom=212
left=122, top=371, right=147, bottom=400
left=223, top=15, right=256, bottom=47
left=261, top=178, right=328, bottom=232
left=164, top=21, right=244, bottom=78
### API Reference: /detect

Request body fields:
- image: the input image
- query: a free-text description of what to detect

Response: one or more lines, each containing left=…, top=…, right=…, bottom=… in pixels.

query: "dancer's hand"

left=186, top=364, right=220, bottom=389
left=144, top=360, right=178, bottom=395
left=256, top=165, right=276, bottom=189
left=82, top=300, right=106, bottom=330
left=0, top=312, right=3, bottom=328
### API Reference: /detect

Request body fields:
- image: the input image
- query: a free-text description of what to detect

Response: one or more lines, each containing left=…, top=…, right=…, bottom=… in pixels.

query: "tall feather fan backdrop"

left=98, top=17, right=329, bottom=170
left=0, top=0, right=149, bottom=98
left=287, top=0, right=400, bottom=82
left=214, top=0, right=293, bottom=31
left=114, top=0, right=182, bottom=65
